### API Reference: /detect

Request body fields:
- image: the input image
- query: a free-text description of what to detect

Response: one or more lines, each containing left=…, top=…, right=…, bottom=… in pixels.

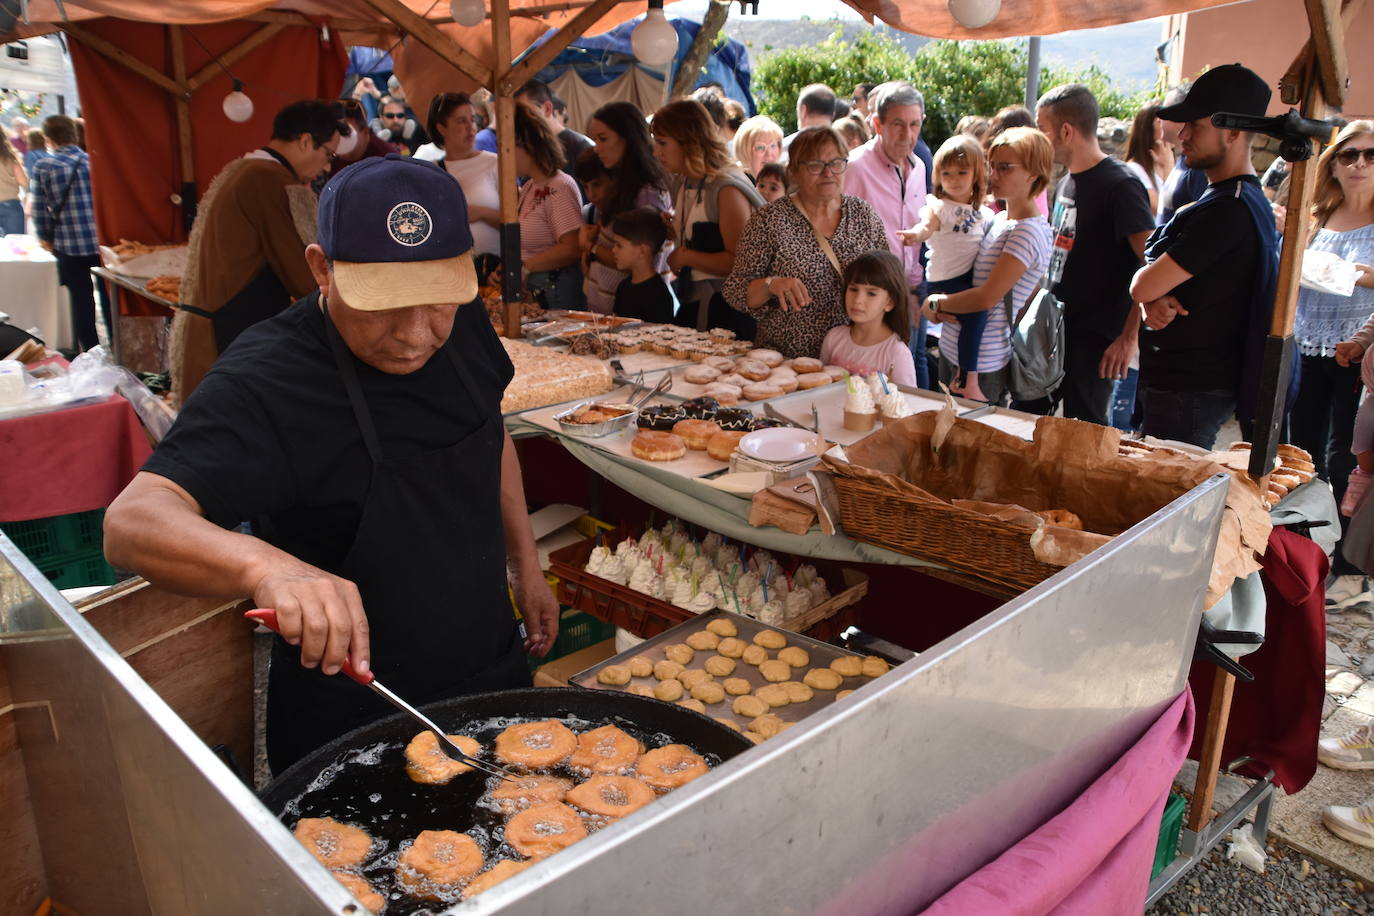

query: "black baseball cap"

left=1157, top=64, right=1271, bottom=123
left=317, top=154, right=476, bottom=311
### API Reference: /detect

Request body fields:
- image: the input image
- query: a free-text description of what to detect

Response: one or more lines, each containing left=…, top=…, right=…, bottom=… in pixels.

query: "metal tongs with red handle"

left=245, top=609, right=517, bottom=781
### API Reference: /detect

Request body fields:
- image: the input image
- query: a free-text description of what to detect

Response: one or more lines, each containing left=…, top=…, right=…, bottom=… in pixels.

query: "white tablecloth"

left=0, top=235, right=71, bottom=349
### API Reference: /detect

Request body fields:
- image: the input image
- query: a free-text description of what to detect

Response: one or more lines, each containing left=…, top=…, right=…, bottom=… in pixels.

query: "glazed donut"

left=505, top=802, right=588, bottom=859
left=684, top=364, right=721, bottom=385
left=781, top=680, right=814, bottom=703
left=566, top=774, right=657, bottom=819
left=862, top=655, right=891, bottom=677
left=631, top=430, right=686, bottom=462
left=822, top=365, right=848, bottom=381
left=490, top=774, right=573, bottom=814
left=332, top=872, right=385, bottom=913
left=707, top=430, right=747, bottom=461
left=742, top=382, right=783, bottom=401
left=732, top=694, right=769, bottom=717
left=749, top=348, right=784, bottom=368
left=759, top=659, right=792, bottom=682
left=293, top=818, right=372, bottom=869
left=717, top=637, right=747, bottom=658
left=463, top=860, right=533, bottom=899
left=493, top=720, right=578, bottom=768
left=706, top=617, right=738, bottom=637
left=677, top=697, right=707, bottom=712
left=702, top=383, right=742, bottom=406
left=596, top=664, right=632, bottom=686
left=803, top=667, right=844, bottom=690
left=723, top=676, right=752, bottom=695
left=797, top=372, right=833, bottom=390
left=627, top=655, right=654, bottom=678
left=396, top=830, right=483, bottom=897
left=753, top=629, right=787, bottom=650
left=673, top=419, right=723, bottom=450
left=664, top=643, right=695, bottom=665
left=653, top=678, right=685, bottom=701
left=771, top=374, right=799, bottom=394
left=686, top=630, right=721, bottom=651
left=636, top=744, right=709, bottom=790
left=777, top=646, right=810, bottom=668
left=691, top=681, right=726, bottom=704
left=717, top=372, right=751, bottom=389
left=755, top=683, right=790, bottom=707
left=704, top=655, right=737, bottom=677
left=788, top=357, right=824, bottom=374
left=404, top=731, right=484, bottom=785
left=741, top=644, right=769, bottom=666
left=829, top=655, right=863, bottom=677
left=735, top=358, right=772, bottom=381
left=1036, top=509, right=1083, bottom=530
left=705, top=355, right=737, bottom=372
left=568, top=724, right=642, bottom=775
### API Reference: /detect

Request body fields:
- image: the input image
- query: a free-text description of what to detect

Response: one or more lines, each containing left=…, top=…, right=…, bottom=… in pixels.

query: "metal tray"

left=552, top=401, right=640, bottom=438
left=570, top=609, right=881, bottom=734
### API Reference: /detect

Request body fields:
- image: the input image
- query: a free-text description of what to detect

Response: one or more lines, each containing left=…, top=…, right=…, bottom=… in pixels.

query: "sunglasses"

left=799, top=157, right=848, bottom=175
left=382, top=112, right=405, bottom=119
left=1336, top=147, right=1374, bottom=167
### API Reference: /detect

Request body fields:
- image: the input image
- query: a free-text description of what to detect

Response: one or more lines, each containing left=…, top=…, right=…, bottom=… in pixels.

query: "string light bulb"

left=948, top=0, right=1001, bottom=29
left=631, top=0, right=678, bottom=67
left=222, top=80, right=254, bottom=122
left=450, top=0, right=486, bottom=26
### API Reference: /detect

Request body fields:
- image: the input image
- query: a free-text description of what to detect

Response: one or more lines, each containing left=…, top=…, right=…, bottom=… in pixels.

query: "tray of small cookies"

left=569, top=610, right=894, bottom=744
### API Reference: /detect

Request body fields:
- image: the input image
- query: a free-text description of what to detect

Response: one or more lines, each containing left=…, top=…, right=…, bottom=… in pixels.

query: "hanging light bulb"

left=631, top=0, right=678, bottom=68
left=449, top=0, right=486, bottom=27
left=948, top=0, right=1001, bottom=29
left=223, top=80, right=254, bottom=123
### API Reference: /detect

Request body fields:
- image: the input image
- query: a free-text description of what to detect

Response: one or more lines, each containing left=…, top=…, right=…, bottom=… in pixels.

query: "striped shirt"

left=517, top=170, right=583, bottom=262
left=938, top=213, right=1052, bottom=374
left=30, top=145, right=99, bottom=257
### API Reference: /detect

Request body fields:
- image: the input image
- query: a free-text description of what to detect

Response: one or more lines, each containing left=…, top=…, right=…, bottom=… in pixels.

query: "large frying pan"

left=260, top=688, right=751, bottom=912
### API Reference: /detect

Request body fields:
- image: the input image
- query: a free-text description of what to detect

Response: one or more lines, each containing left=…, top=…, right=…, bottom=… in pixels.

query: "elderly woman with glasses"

left=723, top=126, right=891, bottom=358
left=732, top=115, right=784, bottom=181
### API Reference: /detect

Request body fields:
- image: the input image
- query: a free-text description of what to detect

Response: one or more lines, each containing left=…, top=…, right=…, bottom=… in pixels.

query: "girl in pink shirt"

left=820, top=250, right=917, bottom=386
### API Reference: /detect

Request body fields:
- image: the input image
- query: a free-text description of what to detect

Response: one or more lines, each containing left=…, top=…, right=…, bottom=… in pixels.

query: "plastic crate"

left=38, top=549, right=117, bottom=590
left=541, top=610, right=615, bottom=665
left=1, top=509, right=106, bottom=566
left=1152, top=792, right=1187, bottom=880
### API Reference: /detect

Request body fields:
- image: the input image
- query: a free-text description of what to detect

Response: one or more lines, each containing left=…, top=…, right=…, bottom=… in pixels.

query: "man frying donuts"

left=105, top=155, right=558, bottom=772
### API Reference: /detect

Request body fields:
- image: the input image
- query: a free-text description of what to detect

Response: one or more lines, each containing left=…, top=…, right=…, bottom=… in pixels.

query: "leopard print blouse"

left=722, top=194, right=893, bottom=358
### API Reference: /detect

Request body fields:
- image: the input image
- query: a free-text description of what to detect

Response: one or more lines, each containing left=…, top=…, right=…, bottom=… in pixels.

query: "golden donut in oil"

left=505, top=802, right=588, bottom=859
left=568, top=725, right=641, bottom=775
left=294, top=818, right=371, bottom=869
left=494, top=720, right=578, bottom=768
left=566, top=774, right=656, bottom=819
left=404, top=732, right=483, bottom=785
left=463, top=860, right=533, bottom=899
left=637, top=744, right=709, bottom=790
left=396, top=830, right=483, bottom=898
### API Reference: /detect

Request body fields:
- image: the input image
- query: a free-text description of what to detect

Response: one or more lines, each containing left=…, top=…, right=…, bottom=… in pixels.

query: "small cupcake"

left=709, top=327, right=737, bottom=342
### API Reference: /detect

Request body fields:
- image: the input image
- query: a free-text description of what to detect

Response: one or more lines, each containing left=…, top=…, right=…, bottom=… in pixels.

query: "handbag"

left=1002, top=279, right=1066, bottom=402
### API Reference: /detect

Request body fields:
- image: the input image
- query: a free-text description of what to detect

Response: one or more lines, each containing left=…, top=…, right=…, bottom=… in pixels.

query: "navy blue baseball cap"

left=317, top=153, right=477, bottom=311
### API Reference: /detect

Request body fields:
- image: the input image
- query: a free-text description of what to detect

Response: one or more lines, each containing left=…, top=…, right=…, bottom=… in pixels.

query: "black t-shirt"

left=614, top=274, right=676, bottom=323
left=560, top=128, right=593, bottom=180
left=1138, top=175, right=1261, bottom=392
left=1047, top=157, right=1156, bottom=344
left=143, top=291, right=513, bottom=572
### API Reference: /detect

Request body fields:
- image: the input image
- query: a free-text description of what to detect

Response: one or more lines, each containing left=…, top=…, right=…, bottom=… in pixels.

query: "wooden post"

left=671, top=0, right=730, bottom=99
left=168, top=26, right=197, bottom=233
left=1187, top=666, right=1237, bottom=833
left=492, top=0, right=525, bottom=339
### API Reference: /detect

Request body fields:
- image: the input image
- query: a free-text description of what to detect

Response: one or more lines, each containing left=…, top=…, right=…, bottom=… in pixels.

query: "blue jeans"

left=1110, top=368, right=1139, bottom=432
left=909, top=281, right=930, bottom=390
left=927, top=272, right=980, bottom=379
left=527, top=266, right=585, bottom=311
left=1139, top=387, right=1235, bottom=450
left=0, top=199, right=23, bottom=235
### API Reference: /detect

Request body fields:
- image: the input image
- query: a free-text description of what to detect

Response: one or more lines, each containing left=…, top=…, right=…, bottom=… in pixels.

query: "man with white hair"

left=9, top=117, right=28, bottom=155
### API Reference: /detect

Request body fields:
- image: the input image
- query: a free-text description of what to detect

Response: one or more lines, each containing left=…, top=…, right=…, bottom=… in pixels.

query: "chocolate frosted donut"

left=714, top=407, right=755, bottom=431
left=637, top=405, right=685, bottom=430
left=749, top=416, right=788, bottom=431
left=680, top=396, right=721, bottom=420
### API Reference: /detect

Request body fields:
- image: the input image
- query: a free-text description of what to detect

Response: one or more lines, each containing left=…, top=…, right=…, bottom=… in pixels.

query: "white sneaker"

left=1327, top=575, right=1371, bottom=609
left=1319, top=722, right=1374, bottom=769
left=1323, top=800, right=1374, bottom=847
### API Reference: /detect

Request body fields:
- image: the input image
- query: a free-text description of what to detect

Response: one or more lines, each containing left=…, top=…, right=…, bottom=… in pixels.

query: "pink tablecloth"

left=0, top=395, right=152, bottom=522
left=920, top=689, right=1195, bottom=916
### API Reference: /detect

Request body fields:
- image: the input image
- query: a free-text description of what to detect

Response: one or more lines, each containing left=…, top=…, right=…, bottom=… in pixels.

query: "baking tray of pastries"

left=570, top=610, right=893, bottom=743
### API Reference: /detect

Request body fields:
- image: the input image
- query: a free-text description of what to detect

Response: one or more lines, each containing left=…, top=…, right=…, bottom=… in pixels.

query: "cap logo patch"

left=387, top=201, right=432, bottom=247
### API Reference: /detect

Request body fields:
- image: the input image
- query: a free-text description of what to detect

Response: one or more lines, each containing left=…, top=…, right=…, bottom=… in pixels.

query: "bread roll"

left=631, top=431, right=686, bottom=461
left=707, top=430, right=747, bottom=461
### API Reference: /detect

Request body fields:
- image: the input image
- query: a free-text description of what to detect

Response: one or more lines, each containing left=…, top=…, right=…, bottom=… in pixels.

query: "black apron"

left=265, top=305, right=530, bottom=773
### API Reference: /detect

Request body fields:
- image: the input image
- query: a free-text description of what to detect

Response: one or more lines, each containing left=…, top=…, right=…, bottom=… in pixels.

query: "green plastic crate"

left=1, top=509, right=106, bottom=566
left=1152, top=792, right=1187, bottom=880
left=37, top=549, right=117, bottom=590
left=533, top=610, right=616, bottom=669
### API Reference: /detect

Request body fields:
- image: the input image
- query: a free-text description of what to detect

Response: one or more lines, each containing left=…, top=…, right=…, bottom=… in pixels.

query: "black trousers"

left=55, top=252, right=102, bottom=351
left=1058, top=330, right=1116, bottom=426
left=1289, top=353, right=1362, bottom=575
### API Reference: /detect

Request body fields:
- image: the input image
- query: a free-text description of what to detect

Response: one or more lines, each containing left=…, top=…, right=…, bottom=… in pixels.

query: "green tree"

left=909, top=40, right=1030, bottom=149
left=751, top=29, right=913, bottom=133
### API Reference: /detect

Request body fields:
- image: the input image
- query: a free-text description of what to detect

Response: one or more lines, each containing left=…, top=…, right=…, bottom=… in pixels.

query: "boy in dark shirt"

left=611, top=208, right=677, bottom=323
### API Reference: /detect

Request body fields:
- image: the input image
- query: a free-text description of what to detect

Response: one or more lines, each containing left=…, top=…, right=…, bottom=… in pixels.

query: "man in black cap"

left=1127, top=63, right=1280, bottom=449
left=104, top=155, right=558, bottom=772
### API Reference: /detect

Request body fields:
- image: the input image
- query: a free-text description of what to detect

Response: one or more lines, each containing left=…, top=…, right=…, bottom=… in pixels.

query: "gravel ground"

left=1148, top=836, right=1372, bottom=915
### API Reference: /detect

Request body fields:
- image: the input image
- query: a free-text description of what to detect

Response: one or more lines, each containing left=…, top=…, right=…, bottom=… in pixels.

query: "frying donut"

left=684, top=364, right=721, bottom=385
left=628, top=683, right=656, bottom=698
left=332, top=872, right=385, bottom=913
left=803, top=668, right=844, bottom=690
left=654, top=659, right=685, bottom=680
left=705, top=655, right=737, bottom=677
left=742, top=382, right=783, bottom=401
left=654, top=679, right=685, bottom=701
left=755, top=683, right=790, bottom=707
left=706, top=617, right=738, bottom=637
left=830, top=655, right=863, bottom=677
left=686, top=630, right=721, bottom=651
left=707, top=430, right=747, bottom=461
left=862, top=656, right=891, bottom=677
left=759, top=660, right=792, bottom=682
left=490, top=774, right=573, bottom=814
left=788, top=357, right=824, bottom=374
left=673, top=418, right=723, bottom=450
left=506, top=802, right=588, bottom=859
left=405, top=731, right=484, bottom=785
left=749, top=348, right=784, bottom=368
left=677, top=698, right=707, bottom=713
left=494, top=720, right=578, bottom=768
left=741, top=644, right=768, bottom=666
left=677, top=668, right=713, bottom=690
left=396, top=830, right=484, bottom=897
left=781, top=680, right=814, bottom=703
left=637, top=744, right=709, bottom=790
left=733, top=694, right=769, bottom=717
left=293, top=818, right=371, bottom=869
left=797, top=372, right=832, bottom=390
left=596, top=664, right=632, bottom=686
left=702, top=383, right=742, bottom=406
left=566, top=774, right=657, bottom=819
left=631, top=430, right=686, bottom=461
left=627, top=655, right=654, bottom=678
left=777, top=646, right=810, bottom=668
left=568, top=725, right=641, bottom=775
left=664, top=643, right=695, bottom=665
left=463, top=860, right=533, bottom=899
left=753, top=629, right=787, bottom=649
left=692, top=681, right=726, bottom=704
left=735, top=358, right=772, bottom=381
left=723, top=676, right=752, bottom=695
left=749, top=714, right=786, bottom=738
left=717, top=637, right=747, bottom=658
